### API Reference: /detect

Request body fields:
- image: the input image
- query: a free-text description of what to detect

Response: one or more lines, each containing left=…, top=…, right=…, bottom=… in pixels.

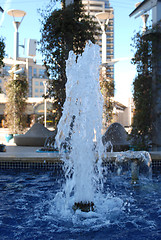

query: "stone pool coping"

left=0, top=146, right=160, bottom=163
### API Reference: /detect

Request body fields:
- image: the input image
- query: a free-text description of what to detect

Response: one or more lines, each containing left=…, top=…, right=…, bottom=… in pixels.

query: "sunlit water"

left=0, top=169, right=161, bottom=240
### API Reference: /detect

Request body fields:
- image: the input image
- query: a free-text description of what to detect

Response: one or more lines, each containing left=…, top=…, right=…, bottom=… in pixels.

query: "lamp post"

left=95, top=12, right=114, bottom=131
left=95, top=12, right=113, bottom=66
left=135, top=2, right=149, bottom=32
left=7, top=9, right=26, bottom=61
left=7, top=10, right=26, bottom=134
left=43, top=81, right=47, bottom=128
left=0, top=7, right=4, bottom=13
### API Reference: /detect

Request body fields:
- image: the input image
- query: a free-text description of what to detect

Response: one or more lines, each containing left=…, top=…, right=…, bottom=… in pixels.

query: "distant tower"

left=65, top=0, right=114, bottom=78
left=82, top=0, right=114, bottom=79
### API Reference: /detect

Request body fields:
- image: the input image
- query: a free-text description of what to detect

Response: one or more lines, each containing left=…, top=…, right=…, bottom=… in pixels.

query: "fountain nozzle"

left=72, top=201, right=94, bottom=212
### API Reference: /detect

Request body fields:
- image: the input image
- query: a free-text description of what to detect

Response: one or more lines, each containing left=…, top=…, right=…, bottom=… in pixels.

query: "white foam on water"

left=48, top=191, right=124, bottom=230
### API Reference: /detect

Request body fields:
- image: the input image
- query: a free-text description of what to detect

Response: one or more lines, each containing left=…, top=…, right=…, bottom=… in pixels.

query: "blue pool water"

left=0, top=169, right=161, bottom=240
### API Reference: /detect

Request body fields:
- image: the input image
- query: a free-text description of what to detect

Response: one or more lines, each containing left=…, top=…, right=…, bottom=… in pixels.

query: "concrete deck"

left=0, top=146, right=63, bottom=163
left=0, top=128, right=62, bottom=164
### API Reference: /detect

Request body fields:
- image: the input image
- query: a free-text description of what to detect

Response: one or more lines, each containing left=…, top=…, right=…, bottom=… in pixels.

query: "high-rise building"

left=82, top=0, right=114, bottom=79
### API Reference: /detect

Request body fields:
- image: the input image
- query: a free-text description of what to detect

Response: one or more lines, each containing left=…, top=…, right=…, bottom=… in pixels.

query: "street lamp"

left=7, top=9, right=26, bottom=61
left=0, top=7, right=4, bottom=13
left=95, top=12, right=113, bottom=66
left=135, top=2, right=149, bottom=32
left=43, top=81, right=47, bottom=128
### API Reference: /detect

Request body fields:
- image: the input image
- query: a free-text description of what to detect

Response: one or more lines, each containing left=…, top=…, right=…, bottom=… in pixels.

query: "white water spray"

left=56, top=42, right=104, bottom=208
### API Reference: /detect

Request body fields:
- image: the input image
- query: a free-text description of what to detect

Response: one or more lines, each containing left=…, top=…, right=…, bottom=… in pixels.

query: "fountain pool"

left=1, top=42, right=160, bottom=240
left=0, top=169, right=161, bottom=240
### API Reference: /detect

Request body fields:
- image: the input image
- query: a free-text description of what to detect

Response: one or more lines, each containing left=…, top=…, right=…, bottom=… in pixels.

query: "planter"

left=5, top=134, right=13, bottom=143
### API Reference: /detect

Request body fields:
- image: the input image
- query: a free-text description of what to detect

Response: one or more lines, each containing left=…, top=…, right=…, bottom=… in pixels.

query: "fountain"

left=55, top=42, right=104, bottom=212
left=54, top=41, right=152, bottom=213
left=0, top=42, right=159, bottom=240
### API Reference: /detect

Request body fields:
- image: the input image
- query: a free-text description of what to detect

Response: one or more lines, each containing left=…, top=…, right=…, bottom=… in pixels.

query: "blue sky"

left=0, top=0, right=152, bottom=105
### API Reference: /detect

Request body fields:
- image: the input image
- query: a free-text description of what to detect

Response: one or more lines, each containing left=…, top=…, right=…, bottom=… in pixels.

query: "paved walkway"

left=0, top=146, right=62, bottom=163
left=0, top=128, right=62, bottom=163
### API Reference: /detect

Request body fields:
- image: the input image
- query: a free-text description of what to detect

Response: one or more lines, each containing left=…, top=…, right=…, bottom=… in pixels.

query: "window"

left=35, top=88, right=38, bottom=93
left=105, top=2, right=110, bottom=7
left=3, top=66, right=11, bottom=76
left=39, top=69, right=47, bottom=79
left=29, top=66, right=32, bottom=78
left=35, top=81, right=39, bottom=86
left=40, top=88, right=44, bottom=93
left=40, top=81, right=43, bottom=86
left=90, top=4, right=102, bottom=7
left=39, top=69, right=45, bottom=78
left=33, top=68, right=37, bottom=77
left=107, top=52, right=113, bottom=55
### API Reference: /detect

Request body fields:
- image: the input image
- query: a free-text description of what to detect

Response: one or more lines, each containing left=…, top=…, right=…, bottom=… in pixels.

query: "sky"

left=0, top=0, right=152, bottom=105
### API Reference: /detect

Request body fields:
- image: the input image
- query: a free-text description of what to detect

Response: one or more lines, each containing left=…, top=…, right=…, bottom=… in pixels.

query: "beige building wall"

left=113, top=98, right=134, bottom=133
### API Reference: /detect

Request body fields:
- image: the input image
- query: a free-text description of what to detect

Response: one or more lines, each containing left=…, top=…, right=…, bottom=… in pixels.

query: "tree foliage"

left=99, top=69, right=114, bottom=127
left=0, top=37, right=5, bottom=68
left=130, top=25, right=161, bottom=150
left=4, top=66, right=28, bottom=134
left=39, top=0, right=97, bottom=128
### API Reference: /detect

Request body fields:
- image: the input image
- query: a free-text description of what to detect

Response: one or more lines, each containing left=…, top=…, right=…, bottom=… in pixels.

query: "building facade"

left=0, top=57, right=47, bottom=98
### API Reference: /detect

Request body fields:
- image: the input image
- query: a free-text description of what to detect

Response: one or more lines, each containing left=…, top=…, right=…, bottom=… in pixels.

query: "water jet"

left=56, top=41, right=104, bottom=212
